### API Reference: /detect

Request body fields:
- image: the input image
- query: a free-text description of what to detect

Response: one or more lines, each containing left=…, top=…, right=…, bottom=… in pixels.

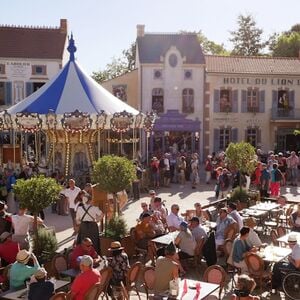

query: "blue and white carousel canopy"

left=8, top=36, right=138, bottom=116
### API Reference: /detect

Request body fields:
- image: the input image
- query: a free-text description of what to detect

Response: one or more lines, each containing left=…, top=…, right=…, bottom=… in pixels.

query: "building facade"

left=0, top=19, right=68, bottom=108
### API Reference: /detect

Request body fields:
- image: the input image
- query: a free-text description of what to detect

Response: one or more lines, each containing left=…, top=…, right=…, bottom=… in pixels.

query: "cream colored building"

left=0, top=19, right=68, bottom=108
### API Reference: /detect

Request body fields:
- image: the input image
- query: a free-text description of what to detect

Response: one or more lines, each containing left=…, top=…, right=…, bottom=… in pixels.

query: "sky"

left=2, top=0, right=300, bottom=75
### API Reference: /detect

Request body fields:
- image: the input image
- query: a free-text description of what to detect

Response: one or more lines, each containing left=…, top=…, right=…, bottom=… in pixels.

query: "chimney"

left=136, top=24, right=145, bottom=37
left=60, top=19, right=67, bottom=34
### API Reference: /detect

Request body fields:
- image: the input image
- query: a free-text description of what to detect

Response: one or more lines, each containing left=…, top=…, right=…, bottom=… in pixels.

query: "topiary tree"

left=93, top=154, right=136, bottom=216
left=225, top=142, right=257, bottom=188
left=13, top=175, right=62, bottom=254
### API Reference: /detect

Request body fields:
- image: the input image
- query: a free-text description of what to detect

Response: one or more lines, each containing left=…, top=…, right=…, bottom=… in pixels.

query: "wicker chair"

left=84, top=282, right=104, bottom=300
left=51, top=254, right=68, bottom=279
left=125, top=261, right=142, bottom=299
left=143, top=266, right=155, bottom=299
left=99, top=266, right=113, bottom=300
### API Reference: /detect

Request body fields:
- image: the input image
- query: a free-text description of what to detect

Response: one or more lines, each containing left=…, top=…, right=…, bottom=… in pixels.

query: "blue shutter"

left=4, top=82, right=12, bottom=106
left=289, top=90, right=295, bottom=109
left=259, top=90, right=265, bottom=113
left=232, top=90, right=238, bottom=112
left=231, top=128, right=238, bottom=143
left=241, top=90, right=247, bottom=113
left=26, top=82, right=34, bottom=97
left=272, top=90, right=277, bottom=108
left=214, top=90, right=220, bottom=112
left=214, top=129, right=220, bottom=152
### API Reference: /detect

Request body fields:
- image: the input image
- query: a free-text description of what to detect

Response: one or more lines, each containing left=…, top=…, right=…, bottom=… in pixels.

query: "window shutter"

left=26, top=82, right=34, bottom=97
left=241, top=90, right=247, bottom=113
left=214, top=129, right=220, bottom=152
left=259, top=90, right=265, bottom=113
left=272, top=90, right=277, bottom=108
left=4, top=82, right=12, bottom=105
left=289, top=90, right=295, bottom=108
left=214, top=90, right=220, bottom=112
left=231, top=128, right=238, bottom=143
left=257, top=128, right=262, bottom=145
left=232, top=90, right=238, bottom=112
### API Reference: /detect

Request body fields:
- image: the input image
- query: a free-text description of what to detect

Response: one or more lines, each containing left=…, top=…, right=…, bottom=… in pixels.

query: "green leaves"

left=13, top=175, right=62, bottom=214
left=92, top=155, right=136, bottom=194
left=225, top=142, right=256, bottom=175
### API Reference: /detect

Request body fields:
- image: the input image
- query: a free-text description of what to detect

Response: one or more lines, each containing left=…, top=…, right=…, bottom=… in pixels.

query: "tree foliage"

left=92, top=43, right=136, bottom=83
left=230, top=14, right=266, bottom=56
left=225, top=142, right=256, bottom=175
left=181, top=30, right=228, bottom=55
left=14, top=175, right=61, bottom=214
left=270, top=24, right=300, bottom=57
left=92, top=155, right=136, bottom=194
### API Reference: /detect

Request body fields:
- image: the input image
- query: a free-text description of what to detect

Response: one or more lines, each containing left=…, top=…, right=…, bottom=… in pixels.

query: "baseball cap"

left=180, top=221, right=188, bottom=229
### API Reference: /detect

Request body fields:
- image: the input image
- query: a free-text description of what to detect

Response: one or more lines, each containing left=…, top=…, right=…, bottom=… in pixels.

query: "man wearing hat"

left=272, top=234, right=300, bottom=292
left=0, top=231, right=19, bottom=266
left=290, top=204, right=300, bottom=232
left=70, top=255, right=101, bottom=300
left=154, top=241, right=179, bottom=293
left=107, top=241, right=129, bottom=288
left=28, top=268, right=55, bottom=300
left=10, top=250, right=40, bottom=290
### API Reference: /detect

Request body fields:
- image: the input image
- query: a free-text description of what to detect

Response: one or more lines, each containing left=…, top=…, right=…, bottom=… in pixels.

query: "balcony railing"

left=247, top=106, right=259, bottom=113
left=271, top=107, right=300, bottom=120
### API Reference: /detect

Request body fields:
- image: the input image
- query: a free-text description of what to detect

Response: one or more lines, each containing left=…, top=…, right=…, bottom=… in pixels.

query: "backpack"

left=274, top=169, right=282, bottom=181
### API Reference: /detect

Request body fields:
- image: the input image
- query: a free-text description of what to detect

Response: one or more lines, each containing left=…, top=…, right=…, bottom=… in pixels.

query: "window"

left=278, top=89, right=289, bottom=110
left=112, top=85, right=127, bottom=102
left=219, top=128, right=231, bottom=150
left=33, top=82, right=45, bottom=92
left=152, top=88, right=164, bottom=113
left=246, top=128, right=258, bottom=148
left=182, top=88, right=194, bottom=113
left=154, top=69, right=162, bottom=79
left=32, top=65, right=46, bottom=75
left=184, top=70, right=192, bottom=80
left=0, top=64, right=5, bottom=74
left=247, top=88, right=259, bottom=112
left=219, top=89, right=232, bottom=112
left=0, top=82, right=5, bottom=105
left=168, top=54, right=178, bottom=68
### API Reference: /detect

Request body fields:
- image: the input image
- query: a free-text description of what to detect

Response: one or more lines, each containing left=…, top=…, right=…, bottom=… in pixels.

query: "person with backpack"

left=270, top=163, right=282, bottom=197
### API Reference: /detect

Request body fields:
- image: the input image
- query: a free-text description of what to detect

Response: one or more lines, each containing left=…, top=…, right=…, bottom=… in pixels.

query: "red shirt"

left=71, top=268, right=101, bottom=300
left=0, top=240, right=19, bottom=264
left=70, top=245, right=98, bottom=269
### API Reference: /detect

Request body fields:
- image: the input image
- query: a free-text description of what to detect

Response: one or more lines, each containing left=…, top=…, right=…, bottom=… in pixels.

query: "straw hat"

left=108, top=241, right=124, bottom=251
left=288, top=234, right=298, bottom=243
left=16, top=250, right=31, bottom=264
left=34, top=268, right=47, bottom=279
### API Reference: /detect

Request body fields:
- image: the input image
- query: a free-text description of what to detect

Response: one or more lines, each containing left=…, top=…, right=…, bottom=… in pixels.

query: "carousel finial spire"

left=67, top=33, right=77, bottom=62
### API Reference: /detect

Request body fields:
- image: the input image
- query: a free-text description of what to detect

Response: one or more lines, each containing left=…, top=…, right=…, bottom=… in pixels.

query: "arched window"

left=182, top=88, right=194, bottom=113
left=152, top=88, right=164, bottom=113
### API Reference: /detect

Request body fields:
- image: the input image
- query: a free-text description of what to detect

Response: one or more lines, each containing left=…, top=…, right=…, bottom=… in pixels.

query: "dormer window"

left=154, top=69, right=162, bottom=79
left=184, top=70, right=192, bottom=80
left=168, top=54, right=178, bottom=68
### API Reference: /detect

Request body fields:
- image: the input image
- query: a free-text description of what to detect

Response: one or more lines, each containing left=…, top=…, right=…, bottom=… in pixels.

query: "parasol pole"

left=13, top=129, right=15, bottom=167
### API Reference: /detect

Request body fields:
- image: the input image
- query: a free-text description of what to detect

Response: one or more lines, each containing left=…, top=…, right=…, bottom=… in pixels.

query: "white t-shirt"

left=76, top=204, right=103, bottom=224
left=164, top=158, right=170, bottom=171
left=246, top=228, right=262, bottom=247
left=63, top=186, right=81, bottom=209
left=166, top=212, right=183, bottom=230
left=12, top=214, right=34, bottom=235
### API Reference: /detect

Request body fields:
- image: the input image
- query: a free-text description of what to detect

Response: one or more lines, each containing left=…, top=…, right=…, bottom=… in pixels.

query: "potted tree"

left=225, top=142, right=257, bottom=209
left=13, top=175, right=62, bottom=261
left=93, top=155, right=136, bottom=255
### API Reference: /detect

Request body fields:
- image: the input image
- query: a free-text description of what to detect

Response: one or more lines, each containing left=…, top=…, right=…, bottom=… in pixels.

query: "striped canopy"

left=8, top=36, right=138, bottom=116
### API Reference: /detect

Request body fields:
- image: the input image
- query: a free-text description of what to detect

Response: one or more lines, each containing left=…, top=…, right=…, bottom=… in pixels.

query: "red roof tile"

left=0, top=20, right=67, bottom=59
left=205, top=55, right=300, bottom=75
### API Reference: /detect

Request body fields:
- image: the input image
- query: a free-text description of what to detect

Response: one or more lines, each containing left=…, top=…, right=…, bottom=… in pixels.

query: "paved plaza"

left=42, top=177, right=300, bottom=300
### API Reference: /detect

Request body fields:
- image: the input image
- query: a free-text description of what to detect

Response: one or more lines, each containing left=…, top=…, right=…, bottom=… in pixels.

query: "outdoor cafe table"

left=277, top=231, right=300, bottom=245
left=241, top=209, right=267, bottom=219
left=258, top=245, right=292, bottom=263
left=150, top=279, right=219, bottom=300
left=249, top=203, right=280, bottom=211
left=0, top=279, right=70, bottom=300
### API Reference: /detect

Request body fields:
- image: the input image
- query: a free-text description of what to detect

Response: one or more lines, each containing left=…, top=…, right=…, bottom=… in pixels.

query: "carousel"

left=0, top=35, right=155, bottom=185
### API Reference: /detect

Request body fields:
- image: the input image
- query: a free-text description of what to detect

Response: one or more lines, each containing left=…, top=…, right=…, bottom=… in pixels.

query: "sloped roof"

left=205, top=55, right=300, bottom=75
left=7, top=37, right=139, bottom=115
left=137, top=33, right=205, bottom=64
left=0, top=21, right=67, bottom=59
